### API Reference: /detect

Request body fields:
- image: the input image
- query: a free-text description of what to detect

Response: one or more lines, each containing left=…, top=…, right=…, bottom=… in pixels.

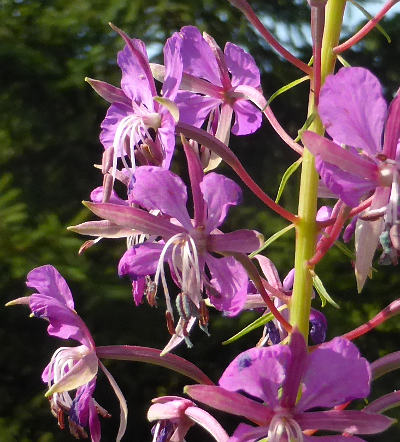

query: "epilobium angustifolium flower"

left=7, top=265, right=127, bottom=442
left=87, top=26, right=182, bottom=182
left=303, top=67, right=400, bottom=289
left=186, top=332, right=394, bottom=441
left=79, top=162, right=262, bottom=350
left=161, top=26, right=262, bottom=144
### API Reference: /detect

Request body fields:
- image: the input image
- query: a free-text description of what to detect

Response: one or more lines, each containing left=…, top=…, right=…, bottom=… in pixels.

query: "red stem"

left=334, top=0, right=398, bottom=54
left=308, top=204, right=347, bottom=266
left=228, top=0, right=312, bottom=75
left=342, top=299, right=400, bottom=341
left=317, top=196, right=373, bottom=228
left=177, top=122, right=299, bottom=224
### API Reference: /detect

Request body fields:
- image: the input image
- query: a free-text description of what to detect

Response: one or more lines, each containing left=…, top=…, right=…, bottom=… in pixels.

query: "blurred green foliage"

left=1, top=0, right=400, bottom=440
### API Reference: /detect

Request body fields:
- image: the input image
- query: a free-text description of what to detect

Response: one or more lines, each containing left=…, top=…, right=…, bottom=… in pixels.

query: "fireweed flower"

left=87, top=26, right=182, bottom=183
left=79, top=163, right=262, bottom=350
left=186, top=332, right=394, bottom=441
left=302, top=67, right=400, bottom=289
left=7, top=265, right=127, bottom=441
left=147, top=396, right=228, bottom=442
left=152, top=26, right=262, bottom=169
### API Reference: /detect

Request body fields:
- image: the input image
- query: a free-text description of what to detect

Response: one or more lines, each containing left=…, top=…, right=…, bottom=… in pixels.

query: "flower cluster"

left=7, top=2, right=400, bottom=441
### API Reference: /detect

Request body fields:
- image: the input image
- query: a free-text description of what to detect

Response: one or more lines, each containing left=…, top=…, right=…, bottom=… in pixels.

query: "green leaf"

left=312, top=272, right=340, bottom=309
left=275, top=158, right=302, bottom=203
left=222, top=306, right=287, bottom=345
left=263, top=75, right=309, bottom=110
left=333, top=240, right=355, bottom=260
left=249, top=223, right=295, bottom=258
left=337, top=54, right=352, bottom=68
left=348, top=0, right=391, bottom=43
left=295, top=113, right=316, bottom=142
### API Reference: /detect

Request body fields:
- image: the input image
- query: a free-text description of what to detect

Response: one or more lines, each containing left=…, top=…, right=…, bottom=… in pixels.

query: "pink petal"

left=208, top=230, right=262, bottom=254
left=200, top=173, right=242, bottom=232
left=27, top=265, right=74, bottom=310
left=218, top=346, right=290, bottom=409
left=232, top=100, right=262, bottom=135
left=225, top=42, right=260, bottom=89
left=185, top=385, right=269, bottom=425
left=319, top=67, right=387, bottom=155
left=132, top=167, right=193, bottom=230
left=298, top=337, right=371, bottom=411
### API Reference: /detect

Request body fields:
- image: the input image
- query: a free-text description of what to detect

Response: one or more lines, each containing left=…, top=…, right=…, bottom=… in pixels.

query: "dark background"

left=1, top=0, right=400, bottom=440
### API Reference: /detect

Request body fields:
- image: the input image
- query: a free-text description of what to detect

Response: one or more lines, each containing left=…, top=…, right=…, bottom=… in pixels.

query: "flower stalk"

left=290, top=0, right=346, bottom=337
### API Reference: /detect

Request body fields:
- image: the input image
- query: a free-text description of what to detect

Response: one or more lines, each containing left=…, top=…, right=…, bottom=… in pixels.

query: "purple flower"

left=7, top=265, right=127, bottom=442
left=156, top=26, right=261, bottom=155
left=302, top=67, right=400, bottom=290
left=87, top=26, right=182, bottom=180
left=186, top=332, right=394, bottom=441
left=80, top=161, right=262, bottom=350
left=147, top=396, right=228, bottom=442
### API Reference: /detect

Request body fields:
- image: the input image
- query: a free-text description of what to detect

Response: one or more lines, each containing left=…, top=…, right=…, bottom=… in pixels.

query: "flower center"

left=267, top=412, right=303, bottom=442
left=111, top=108, right=163, bottom=183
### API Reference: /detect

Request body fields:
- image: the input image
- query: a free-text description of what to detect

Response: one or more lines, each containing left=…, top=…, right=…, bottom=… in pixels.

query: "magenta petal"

left=177, top=26, right=221, bottom=85
left=100, top=102, right=132, bottom=150
left=230, top=423, right=268, bottom=442
left=219, top=345, right=290, bottom=408
left=118, top=243, right=164, bottom=279
left=175, top=91, right=220, bottom=127
left=162, top=34, right=183, bottom=100
left=200, top=173, right=242, bottom=232
left=85, top=78, right=131, bottom=105
left=132, top=167, right=193, bottom=230
left=383, top=93, right=400, bottom=159
left=206, top=255, right=248, bottom=316
left=232, top=100, right=262, bottom=135
left=117, top=38, right=154, bottom=108
left=315, top=157, right=376, bottom=207
left=255, top=255, right=282, bottom=289
left=208, top=230, right=261, bottom=254
left=84, top=201, right=185, bottom=238
left=157, top=112, right=176, bottom=169
left=225, top=42, right=260, bottom=89
left=26, top=265, right=75, bottom=310
left=185, top=385, right=269, bottom=424
left=302, top=131, right=378, bottom=181
left=29, top=295, right=93, bottom=347
left=88, top=398, right=102, bottom=442
left=319, top=67, right=387, bottom=155
left=296, top=410, right=394, bottom=435
left=69, top=380, right=96, bottom=428
left=298, top=337, right=371, bottom=412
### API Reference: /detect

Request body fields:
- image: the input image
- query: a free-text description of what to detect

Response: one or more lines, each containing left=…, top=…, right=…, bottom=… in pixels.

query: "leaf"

left=275, top=158, right=302, bottom=203
left=263, top=75, right=309, bottom=110
left=249, top=223, right=295, bottom=258
left=312, top=272, right=340, bottom=309
left=348, top=0, right=391, bottom=43
left=295, top=113, right=316, bottom=142
left=337, top=54, right=352, bottom=68
left=333, top=240, right=355, bottom=260
left=222, top=306, right=287, bottom=345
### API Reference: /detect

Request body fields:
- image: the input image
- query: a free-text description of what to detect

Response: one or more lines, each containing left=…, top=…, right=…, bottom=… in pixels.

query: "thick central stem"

left=290, top=0, right=346, bottom=337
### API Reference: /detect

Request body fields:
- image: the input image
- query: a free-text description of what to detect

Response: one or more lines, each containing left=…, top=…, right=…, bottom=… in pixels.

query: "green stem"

left=289, top=0, right=346, bottom=337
